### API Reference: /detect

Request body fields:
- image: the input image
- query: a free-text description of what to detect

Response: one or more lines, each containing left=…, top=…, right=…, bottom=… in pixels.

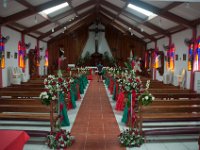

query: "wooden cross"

left=89, top=24, right=105, bottom=53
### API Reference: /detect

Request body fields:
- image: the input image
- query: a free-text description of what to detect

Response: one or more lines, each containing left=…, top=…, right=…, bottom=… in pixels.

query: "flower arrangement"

left=118, top=70, right=143, bottom=94
left=138, top=80, right=155, bottom=106
left=138, top=92, right=155, bottom=106
left=47, top=129, right=74, bottom=149
left=40, top=75, right=73, bottom=106
left=39, top=91, right=56, bottom=105
left=44, top=75, right=71, bottom=95
left=118, top=128, right=144, bottom=147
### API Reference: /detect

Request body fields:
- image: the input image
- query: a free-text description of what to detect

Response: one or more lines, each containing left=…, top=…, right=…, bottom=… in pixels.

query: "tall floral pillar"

left=36, top=40, right=40, bottom=76
left=0, top=35, right=5, bottom=69
left=0, top=31, right=4, bottom=88
left=44, top=49, right=48, bottom=75
left=18, top=41, right=26, bottom=70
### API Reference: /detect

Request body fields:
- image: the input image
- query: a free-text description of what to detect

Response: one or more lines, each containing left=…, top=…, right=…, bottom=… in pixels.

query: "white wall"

left=2, top=26, right=21, bottom=87
left=146, top=27, right=200, bottom=90
left=146, top=42, right=155, bottom=49
left=1, top=26, right=46, bottom=87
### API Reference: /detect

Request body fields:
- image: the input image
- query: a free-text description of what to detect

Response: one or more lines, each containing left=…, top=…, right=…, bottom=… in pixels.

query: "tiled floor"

left=68, top=79, right=125, bottom=150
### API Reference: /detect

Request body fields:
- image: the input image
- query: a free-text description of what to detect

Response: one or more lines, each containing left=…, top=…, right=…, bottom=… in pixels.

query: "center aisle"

left=69, top=78, right=125, bottom=150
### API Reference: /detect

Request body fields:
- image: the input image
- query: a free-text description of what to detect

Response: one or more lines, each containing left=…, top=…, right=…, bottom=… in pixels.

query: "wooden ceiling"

left=0, top=0, right=200, bottom=43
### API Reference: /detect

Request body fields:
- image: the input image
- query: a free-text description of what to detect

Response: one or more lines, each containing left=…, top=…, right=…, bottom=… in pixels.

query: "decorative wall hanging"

left=194, top=37, right=200, bottom=71
left=0, top=35, right=5, bottom=68
left=18, top=41, right=26, bottom=68
left=44, top=49, right=48, bottom=67
left=166, top=44, right=175, bottom=71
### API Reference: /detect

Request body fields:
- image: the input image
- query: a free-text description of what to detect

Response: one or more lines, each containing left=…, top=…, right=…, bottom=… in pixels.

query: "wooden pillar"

left=190, top=27, right=197, bottom=90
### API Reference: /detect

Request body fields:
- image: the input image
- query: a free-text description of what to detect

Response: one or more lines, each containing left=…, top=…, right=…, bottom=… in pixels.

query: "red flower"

left=55, top=132, right=61, bottom=140
left=60, top=115, right=64, bottom=121
left=60, top=103, right=64, bottom=111
left=128, top=78, right=133, bottom=82
left=58, top=78, right=63, bottom=83
left=67, top=67, right=71, bottom=72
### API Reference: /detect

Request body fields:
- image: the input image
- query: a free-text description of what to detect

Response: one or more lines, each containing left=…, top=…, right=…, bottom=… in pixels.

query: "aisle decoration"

left=118, top=61, right=154, bottom=147
left=39, top=74, right=75, bottom=149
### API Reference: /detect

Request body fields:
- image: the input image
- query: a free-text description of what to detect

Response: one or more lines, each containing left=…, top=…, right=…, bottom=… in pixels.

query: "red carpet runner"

left=69, top=79, right=125, bottom=150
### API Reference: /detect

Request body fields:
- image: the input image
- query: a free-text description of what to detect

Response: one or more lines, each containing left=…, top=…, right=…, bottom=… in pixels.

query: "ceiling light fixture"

left=34, top=15, right=38, bottom=24
left=128, top=3, right=157, bottom=17
left=40, top=2, right=68, bottom=15
left=3, top=0, right=7, bottom=8
left=186, top=2, right=190, bottom=8
left=158, top=18, right=162, bottom=27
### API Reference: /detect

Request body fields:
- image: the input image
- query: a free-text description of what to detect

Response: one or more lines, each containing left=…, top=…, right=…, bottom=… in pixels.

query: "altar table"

left=0, top=130, right=30, bottom=150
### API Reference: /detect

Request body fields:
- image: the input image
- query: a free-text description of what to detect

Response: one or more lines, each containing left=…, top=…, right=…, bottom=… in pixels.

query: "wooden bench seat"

left=0, top=113, right=54, bottom=121
left=149, top=89, right=194, bottom=93
left=0, top=91, right=41, bottom=97
left=0, top=105, right=50, bottom=113
left=138, top=98, right=200, bottom=139
left=142, top=113, right=200, bottom=122
left=153, top=93, right=200, bottom=99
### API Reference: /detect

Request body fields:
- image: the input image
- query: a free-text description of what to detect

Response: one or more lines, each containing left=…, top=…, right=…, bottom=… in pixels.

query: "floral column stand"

left=40, top=75, right=74, bottom=149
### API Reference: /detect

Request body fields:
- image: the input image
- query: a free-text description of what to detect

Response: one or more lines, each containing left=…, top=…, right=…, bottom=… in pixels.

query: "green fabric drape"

left=59, top=92, right=70, bottom=126
left=121, top=93, right=131, bottom=124
left=112, top=82, right=116, bottom=101
left=70, top=88, right=77, bottom=108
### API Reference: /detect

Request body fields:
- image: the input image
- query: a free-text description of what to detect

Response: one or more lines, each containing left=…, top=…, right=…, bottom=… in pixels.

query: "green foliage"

left=118, top=128, right=144, bottom=147
left=138, top=92, right=155, bottom=106
left=124, top=61, right=132, bottom=70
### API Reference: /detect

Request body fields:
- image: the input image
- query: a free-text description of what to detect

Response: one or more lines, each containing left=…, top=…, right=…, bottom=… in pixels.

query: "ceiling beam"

left=22, top=20, right=51, bottom=34
left=99, top=14, right=126, bottom=34
left=48, top=14, right=95, bottom=42
left=162, top=2, right=183, bottom=12
left=100, top=13, right=146, bottom=43
left=22, top=0, right=95, bottom=34
left=0, top=0, right=66, bottom=25
left=66, top=15, right=95, bottom=34
left=74, top=0, right=95, bottom=12
left=6, top=24, right=46, bottom=42
left=15, top=0, right=35, bottom=10
left=128, top=0, right=193, bottom=28
left=38, top=8, right=95, bottom=40
left=65, top=0, right=79, bottom=17
left=100, top=7, right=156, bottom=41
left=101, top=0, right=169, bottom=37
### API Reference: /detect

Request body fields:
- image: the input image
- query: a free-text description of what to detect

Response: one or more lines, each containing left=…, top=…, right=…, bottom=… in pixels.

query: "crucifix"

left=89, top=22, right=105, bottom=53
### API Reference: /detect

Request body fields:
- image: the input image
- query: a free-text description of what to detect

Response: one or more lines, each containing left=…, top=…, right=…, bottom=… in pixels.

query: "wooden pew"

left=0, top=91, right=41, bottom=98
left=138, top=99, right=200, bottom=139
left=0, top=99, right=55, bottom=121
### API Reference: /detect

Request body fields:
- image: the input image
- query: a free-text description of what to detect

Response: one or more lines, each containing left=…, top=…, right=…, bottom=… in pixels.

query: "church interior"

left=0, top=0, right=200, bottom=150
